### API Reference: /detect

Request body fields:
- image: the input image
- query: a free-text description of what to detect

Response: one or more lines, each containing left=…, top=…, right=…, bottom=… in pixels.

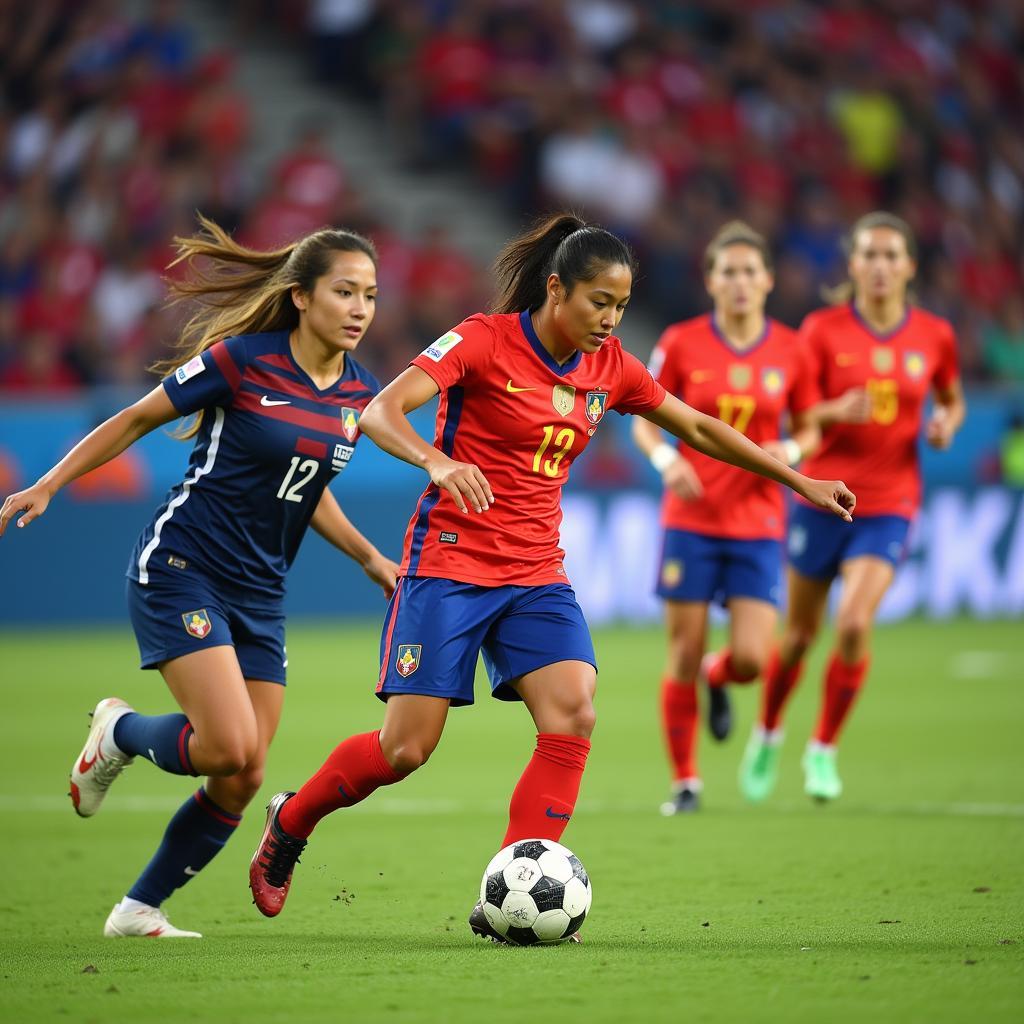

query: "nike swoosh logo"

left=184, top=866, right=199, bottom=876
left=506, top=380, right=536, bottom=393
left=545, top=806, right=571, bottom=821
left=78, top=752, right=98, bottom=774
left=836, top=354, right=859, bottom=366
left=261, top=396, right=291, bottom=406
left=690, top=370, right=713, bottom=383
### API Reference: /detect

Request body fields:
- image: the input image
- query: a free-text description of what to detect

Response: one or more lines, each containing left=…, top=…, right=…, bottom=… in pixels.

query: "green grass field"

left=1, top=618, right=1021, bottom=1023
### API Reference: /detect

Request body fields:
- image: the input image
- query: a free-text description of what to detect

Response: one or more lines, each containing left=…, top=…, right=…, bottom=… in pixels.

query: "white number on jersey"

left=276, top=457, right=319, bottom=503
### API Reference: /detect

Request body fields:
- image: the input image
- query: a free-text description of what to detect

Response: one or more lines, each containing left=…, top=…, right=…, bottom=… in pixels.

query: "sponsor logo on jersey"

left=422, top=330, right=463, bottom=362
left=761, top=367, right=784, bottom=395
left=585, top=391, right=608, bottom=424
left=439, top=531, right=458, bottom=544
left=332, top=443, right=353, bottom=471
left=341, top=407, right=359, bottom=441
left=661, top=559, right=683, bottom=588
left=174, top=355, right=206, bottom=384
left=396, top=644, right=422, bottom=677
left=552, top=384, right=576, bottom=417
left=904, top=351, right=925, bottom=379
left=182, top=609, right=212, bottom=639
left=728, top=364, right=752, bottom=389
left=871, top=347, right=895, bottom=373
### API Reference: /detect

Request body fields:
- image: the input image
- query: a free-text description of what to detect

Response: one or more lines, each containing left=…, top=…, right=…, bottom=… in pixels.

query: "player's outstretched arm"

left=641, top=394, right=855, bottom=521
left=0, top=385, right=179, bottom=537
left=360, top=366, right=495, bottom=515
left=310, top=489, right=400, bottom=598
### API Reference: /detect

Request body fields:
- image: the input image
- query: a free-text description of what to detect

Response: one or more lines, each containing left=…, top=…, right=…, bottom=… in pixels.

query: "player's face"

left=705, top=243, right=773, bottom=317
left=298, top=250, right=378, bottom=351
left=848, top=227, right=916, bottom=303
left=554, top=262, right=632, bottom=355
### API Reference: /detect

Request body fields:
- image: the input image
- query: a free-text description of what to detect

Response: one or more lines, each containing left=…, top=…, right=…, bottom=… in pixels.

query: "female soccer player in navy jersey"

left=0, top=216, right=398, bottom=938
left=632, top=222, right=820, bottom=814
left=246, top=212, right=856, bottom=942
left=739, top=212, right=965, bottom=804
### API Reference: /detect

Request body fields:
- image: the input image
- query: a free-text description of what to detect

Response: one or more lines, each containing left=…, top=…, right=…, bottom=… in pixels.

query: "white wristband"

left=650, top=443, right=680, bottom=473
left=781, top=438, right=803, bottom=466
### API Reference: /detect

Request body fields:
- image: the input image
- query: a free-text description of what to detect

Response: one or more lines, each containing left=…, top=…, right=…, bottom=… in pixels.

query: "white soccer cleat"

left=69, top=698, right=135, bottom=817
left=103, top=902, right=202, bottom=938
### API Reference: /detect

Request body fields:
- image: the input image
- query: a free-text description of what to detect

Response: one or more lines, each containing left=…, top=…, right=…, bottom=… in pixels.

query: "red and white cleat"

left=103, top=901, right=201, bottom=938
left=249, top=792, right=306, bottom=918
left=69, top=698, right=135, bottom=817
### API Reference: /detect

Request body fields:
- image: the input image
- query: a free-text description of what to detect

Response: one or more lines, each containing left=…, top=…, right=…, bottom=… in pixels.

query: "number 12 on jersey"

left=277, top=456, right=319, bottom=502
left=532, top=425, right=575, bottom=478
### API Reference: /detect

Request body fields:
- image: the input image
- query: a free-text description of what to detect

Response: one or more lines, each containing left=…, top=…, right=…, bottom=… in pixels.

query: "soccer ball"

left=479, top=838, right=592, bottom=945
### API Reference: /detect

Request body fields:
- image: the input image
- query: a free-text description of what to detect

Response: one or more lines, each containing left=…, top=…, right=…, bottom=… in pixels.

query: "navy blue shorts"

left=125, top=573, right=288, bottom=685
left=655, top=528, right=782, bottom=607
left=375, top=577, right=597, bottom=707
left=787, top=504, right=911, bottom=581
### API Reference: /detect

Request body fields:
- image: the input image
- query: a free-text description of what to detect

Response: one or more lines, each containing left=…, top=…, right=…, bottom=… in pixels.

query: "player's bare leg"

left=803, top=557, right=893, bottom=801
left=251, top=695, right=448, bottom=917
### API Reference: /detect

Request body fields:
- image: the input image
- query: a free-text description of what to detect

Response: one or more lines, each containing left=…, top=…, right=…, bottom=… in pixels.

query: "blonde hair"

left=703, top=220, right=773, bottom=275
left=154, top=214, right=377, bottom=438
left=822, top=211, right=917, bottom=306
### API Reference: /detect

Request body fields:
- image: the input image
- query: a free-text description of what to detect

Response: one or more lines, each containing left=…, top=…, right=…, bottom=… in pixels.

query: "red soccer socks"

left=502, top=733, right=591, bottom=847
left=814, top=653, right=869, bottom=746
left=660, top=678, right=699, bottom=784
left=760, top=648, right=805, bottom=732
left=704, top=648, right=758, bottom=688
left=278, top=730, right=402, bottom=839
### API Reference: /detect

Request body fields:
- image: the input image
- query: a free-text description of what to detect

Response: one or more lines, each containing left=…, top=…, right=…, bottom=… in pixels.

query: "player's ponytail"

left=492, top=211, right=638, bottom=314
left=153, top=214, right=377, bottom=438
left=822, top=211, right=918, bottom=306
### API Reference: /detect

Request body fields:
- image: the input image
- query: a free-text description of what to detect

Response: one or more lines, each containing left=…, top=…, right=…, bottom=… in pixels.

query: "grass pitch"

left=1, top=618, right=1021, bottom=1023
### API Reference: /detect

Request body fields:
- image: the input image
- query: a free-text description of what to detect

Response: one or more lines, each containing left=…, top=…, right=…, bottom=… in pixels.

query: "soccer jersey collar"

left=709, top=313, right=772, bottom=356
left=519, top=309, right=583, bottom=377
left=850, top=302, right=910, bottom=342
left=284, top=331, right=354, bottom=395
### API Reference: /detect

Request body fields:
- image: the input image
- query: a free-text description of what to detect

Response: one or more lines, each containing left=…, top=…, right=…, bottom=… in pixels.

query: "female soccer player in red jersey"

left=632, top=222, right=820, bottom=814
left=247, top=212, right=855, bottom=941
left=739, top=212, right=965, bottom=804
left=0, top=217, right=398, bottom=938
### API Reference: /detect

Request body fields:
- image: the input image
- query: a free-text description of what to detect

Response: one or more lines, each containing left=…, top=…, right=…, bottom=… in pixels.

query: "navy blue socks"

left=114, top=712, right=197, bottom=775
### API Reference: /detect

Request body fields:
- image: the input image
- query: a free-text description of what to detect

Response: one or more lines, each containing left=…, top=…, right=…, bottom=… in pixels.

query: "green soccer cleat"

left=738, top=728, right=783, bottom=803
left=802, top=745, right=843, bottom=802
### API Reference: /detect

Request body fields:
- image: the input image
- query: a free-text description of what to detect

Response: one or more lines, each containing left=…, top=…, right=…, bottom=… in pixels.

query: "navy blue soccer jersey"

left=127, top=331, right=380, bottom=604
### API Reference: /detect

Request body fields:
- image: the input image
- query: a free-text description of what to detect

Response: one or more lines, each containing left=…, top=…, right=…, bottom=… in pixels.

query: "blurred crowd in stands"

left=2, top=0, right=1023, bottom=396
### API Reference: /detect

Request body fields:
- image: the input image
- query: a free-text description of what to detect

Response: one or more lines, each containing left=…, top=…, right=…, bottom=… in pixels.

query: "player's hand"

left=798, top=477, right=856, bottom=522
left=427, top=454, right=494, bottom=514
left=661, top=457, right=703, bottom=501
left=0, top=484, right=51, bottom=537
left=830, top=387, right=872, bottom=424
left=362, top=553, right=401, bottom=599
left=925, top=408, right=955, bottom=449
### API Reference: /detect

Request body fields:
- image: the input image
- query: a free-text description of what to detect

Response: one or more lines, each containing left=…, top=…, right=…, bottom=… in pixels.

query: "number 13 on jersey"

left=532, top=425, right=575, bottom=478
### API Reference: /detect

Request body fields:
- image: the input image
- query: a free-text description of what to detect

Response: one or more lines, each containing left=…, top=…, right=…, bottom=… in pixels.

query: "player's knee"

left=667, top=641, right=700, bottom=681
left=383, top=738, right=434, bottom=775
left=729, top=649, right=764, bottom=682
left=836, top=614, right=871, bottom=657
left=784, top=624, right=816, bottom=660
left=208, top=765, right=264, bottom=812
left=203, top=737, right=258, bottom=777
left=560, top=696, right=596, bottom=738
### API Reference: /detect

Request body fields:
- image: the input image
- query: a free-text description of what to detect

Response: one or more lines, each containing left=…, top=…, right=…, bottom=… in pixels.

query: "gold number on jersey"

left=532, top=425, right=576, bottom=477
left=716, top=393, right=757, bottom=434
left=866, top=378, right=898, bottom=425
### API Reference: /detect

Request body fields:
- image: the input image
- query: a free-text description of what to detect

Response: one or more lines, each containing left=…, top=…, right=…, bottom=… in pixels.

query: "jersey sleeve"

left=410, top=315, right=495, bottom=392
left=932, top=319, right=960, bottom=392
left=647, top=327, right=682, bottom=394
left=613, top=349, right=668, bottom=415
left=789, top=317, right=825, bottom=413
left=162, top=336, right=248, bottom=416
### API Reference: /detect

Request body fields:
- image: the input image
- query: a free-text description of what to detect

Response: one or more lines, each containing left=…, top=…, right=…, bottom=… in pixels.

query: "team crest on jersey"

left=728, top=364, right=752, bottom=389
left=341, top=407, right=359, bottom=441
left=661, top=559, right=684, bottom=589
left=871, top=347, right=895, bottom=373
left=585, top=391, right=608, bottom=424
left=396, top=644, right=422, bottom=678
left=904, top=351, right=925, bottom=379
left=182, top=609, right=212, bottom=639
left=761, top=367, right=784, bottom=395
left=552, top=384, right=576, bottom=417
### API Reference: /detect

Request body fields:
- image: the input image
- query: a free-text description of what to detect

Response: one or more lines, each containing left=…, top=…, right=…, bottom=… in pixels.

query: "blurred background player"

left=0, top=218, right=398, bottom=937
left=247, top=213, right=855, bottom=940
left=633, top=221, right=819, bottom=814
left=739, top=212, right=965, bottom=803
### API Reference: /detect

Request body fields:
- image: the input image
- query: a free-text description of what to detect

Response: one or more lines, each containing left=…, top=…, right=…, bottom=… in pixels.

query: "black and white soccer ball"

left=479, top=838, right=592, bottom=945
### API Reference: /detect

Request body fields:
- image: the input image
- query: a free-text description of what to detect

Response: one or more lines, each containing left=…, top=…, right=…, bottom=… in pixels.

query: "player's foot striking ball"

left=476, top=839, right=591, bottom=946
left=802, top=744, right=842, bottom=802
left=738, top=727, right=783, bottom=803
left=249, top=792, right=306, bottom=917
left=103, top=900, right=202, bottom=938
left=69, top=698, right=136, bottom=817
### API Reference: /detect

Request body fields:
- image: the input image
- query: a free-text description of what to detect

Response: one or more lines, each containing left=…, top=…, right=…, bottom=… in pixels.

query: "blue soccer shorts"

left=126, top=570, right=288, bottom=685
left=375, top=577, right=597, bottom=707
left=786, top=503, right=912, bottom=581
left=655, top=528, right=782, bottom=607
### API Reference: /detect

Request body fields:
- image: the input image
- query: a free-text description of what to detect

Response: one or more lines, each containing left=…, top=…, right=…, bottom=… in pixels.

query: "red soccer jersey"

left=401, top=310, right=666, bottom=586
left=649, top=315, right=805, bottom=540
left=792, top=304, right=959, bottom=517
